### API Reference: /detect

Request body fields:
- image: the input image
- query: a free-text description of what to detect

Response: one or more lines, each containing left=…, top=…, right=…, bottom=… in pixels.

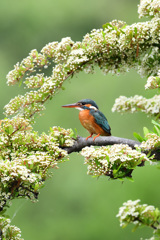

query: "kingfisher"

left=62, top=99, right=111, bottom=141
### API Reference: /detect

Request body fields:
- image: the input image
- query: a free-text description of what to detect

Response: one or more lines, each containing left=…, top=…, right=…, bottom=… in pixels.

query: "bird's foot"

left=93, top=133, right=100, bottom=141
left=86, top=134, right=93, bottom=140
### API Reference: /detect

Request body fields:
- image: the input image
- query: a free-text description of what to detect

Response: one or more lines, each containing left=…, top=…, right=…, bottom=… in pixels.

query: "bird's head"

left=62, top=99, right=99, bottom=111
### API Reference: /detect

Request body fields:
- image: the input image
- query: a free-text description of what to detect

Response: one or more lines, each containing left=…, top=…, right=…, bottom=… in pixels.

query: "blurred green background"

left=1, top=0, right=159, bottom=239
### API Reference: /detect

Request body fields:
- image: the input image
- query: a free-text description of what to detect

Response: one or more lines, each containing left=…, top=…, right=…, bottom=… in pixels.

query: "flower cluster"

left=6, top=49, right=49, bottom=86
left=0, top=216, right=23, bottom=240
left=138, top=46, right=160, bottom=78
left=4, top=91, right=46, bottom=118
left=117, top=199, right=160, bottom=230
left=0, top=117, right=31, bottom=135
left=141, top=133, right=160, bottom=151
left=5, top=2, right=160, bottom=119
left=41, top=37, right=74, bottom=64
left=81, top=144, right=149, bottom=179
left=145, top=70, right=160, bottom=90
left=24, top=74, right=45, bottom=89
left=112, top=95, right=160, bottom=118
left=6, top=37, right=75, bottom=88
left=138, top=0, right=160, bottom=18
left=0, top=117, right=74, bottom=210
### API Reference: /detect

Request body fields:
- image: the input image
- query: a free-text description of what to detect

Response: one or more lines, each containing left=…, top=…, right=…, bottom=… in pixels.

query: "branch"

left=63, top=136, right=160, bottom=161
left=63, top=136, right=140, bottom=154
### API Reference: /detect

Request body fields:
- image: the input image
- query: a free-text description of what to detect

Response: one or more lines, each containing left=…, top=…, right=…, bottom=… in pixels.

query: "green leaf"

left=101, top=30, right=105, bottom=38
left=132, top=223, right=139, bottom=232
left=8, top=125, right=14, bottom=134
left=117, top=177, right=124, bottom=181
left=4, top=125, right=14, bottom=135
left=105, top=155, right=110, bottom=163
left=134, top=27, right=137, bottom=37
left=121, top=223, right=128, bottom=229
left=14, top=191, right=19, bottom=197
left=34, top=183, right=40, bottom=191
left=152, top=120, right=160, bottom=129
left=126, top=176, right=134, bottom=182
left=73, top=128, right=78, bottom=138
left=153, top=126, right=160, bottom=136
left=18, top=78, right=23, bottom=87
left=69, top=129, right=77, bottom=138
left=66, top=45, right=71, bottom=51
left=154, top=208, right=160, bottom=219
left=133, top=132, right=144, bottom=142
left=121, top=24, right=127, bottom=30
left=143, top=127, right=149, bottom=136
left=120, top=29, right=125, bottom=34
left=154, top=228, right=160, bottom=237
left=59, top=137, right=65, bottom=146
left=102, top=23, right=114, bottom=30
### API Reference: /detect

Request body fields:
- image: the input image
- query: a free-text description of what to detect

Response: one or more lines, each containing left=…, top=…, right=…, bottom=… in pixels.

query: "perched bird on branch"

left=62, top=99, right=111, bottom=141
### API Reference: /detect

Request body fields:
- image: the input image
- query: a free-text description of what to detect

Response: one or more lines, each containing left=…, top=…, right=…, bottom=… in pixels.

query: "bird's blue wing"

left=91, top=109, right=111, bottom=134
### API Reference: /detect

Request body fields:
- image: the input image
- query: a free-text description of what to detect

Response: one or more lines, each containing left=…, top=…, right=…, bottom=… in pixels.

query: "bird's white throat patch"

left=89, top=106, right=98, bottom=111
left=75, top=107, right=83, bottom=111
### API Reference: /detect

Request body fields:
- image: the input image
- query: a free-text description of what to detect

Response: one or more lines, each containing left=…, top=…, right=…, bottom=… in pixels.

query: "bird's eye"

left=77, top=102, right=83, bottom=106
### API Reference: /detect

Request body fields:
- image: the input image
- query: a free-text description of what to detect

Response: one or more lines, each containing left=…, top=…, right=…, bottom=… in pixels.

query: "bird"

left=62, top=99, right=111, bottom=141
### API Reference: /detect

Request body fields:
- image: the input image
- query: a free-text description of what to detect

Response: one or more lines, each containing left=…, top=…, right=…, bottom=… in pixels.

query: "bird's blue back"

left=90, top=108, right=111, bottom=134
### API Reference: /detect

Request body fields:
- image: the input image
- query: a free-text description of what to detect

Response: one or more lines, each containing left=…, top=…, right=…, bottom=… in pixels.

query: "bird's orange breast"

left=79, top=110, right=109, bottom=136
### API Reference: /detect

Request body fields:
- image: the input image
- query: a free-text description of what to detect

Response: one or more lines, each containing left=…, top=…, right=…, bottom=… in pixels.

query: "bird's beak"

left=62, top=103, right=79, bottom=108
